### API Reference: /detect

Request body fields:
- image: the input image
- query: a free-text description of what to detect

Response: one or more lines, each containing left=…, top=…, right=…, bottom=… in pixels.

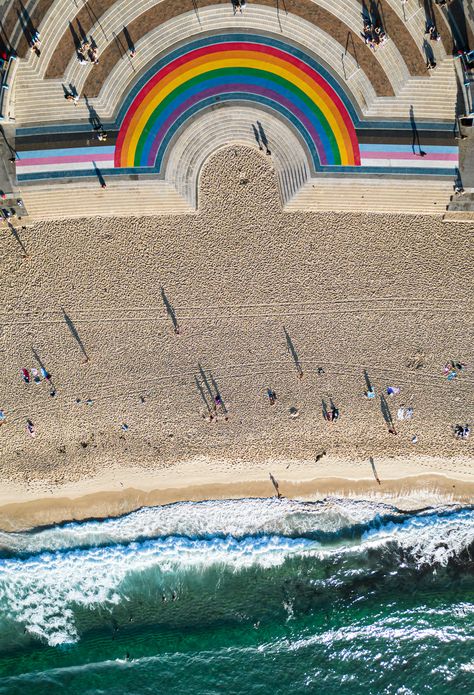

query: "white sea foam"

left=361, top=508, right=474, bottom=567
left=0, top=535, right=317, bottom=646
left=0, top=502, right=472, bottom=648
left=0, top=498, right=401, bottom=554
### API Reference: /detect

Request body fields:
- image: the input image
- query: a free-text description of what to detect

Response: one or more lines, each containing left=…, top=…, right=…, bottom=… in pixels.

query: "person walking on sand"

left=26, top=420, right=36, bottom=437
left=267, top=388, right=277, bottom=405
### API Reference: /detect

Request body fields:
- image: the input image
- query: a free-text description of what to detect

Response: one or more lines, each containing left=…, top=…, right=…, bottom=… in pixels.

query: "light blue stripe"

left=16, top=146, right=115, bottom=158
left=360, top=144, right=457, bottom=154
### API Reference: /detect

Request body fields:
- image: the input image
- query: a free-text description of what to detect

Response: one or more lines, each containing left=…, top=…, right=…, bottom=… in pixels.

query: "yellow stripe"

left=124, top=54, right=352, bottom=166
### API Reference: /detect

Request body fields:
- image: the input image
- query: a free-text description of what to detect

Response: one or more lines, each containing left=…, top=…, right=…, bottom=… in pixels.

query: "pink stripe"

left=363, top=151, right=458, bottom=161
left=17, top=153, right=113, bottom=167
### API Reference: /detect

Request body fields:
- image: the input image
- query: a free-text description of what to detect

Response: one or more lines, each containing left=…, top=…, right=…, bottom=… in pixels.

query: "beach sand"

left=0, top=146, right=473, bottom=530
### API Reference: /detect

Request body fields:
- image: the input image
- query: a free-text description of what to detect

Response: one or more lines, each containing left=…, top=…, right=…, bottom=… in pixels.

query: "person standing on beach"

left=269, top=473, right=282, bottom=499
left=267, top=388, right=277, bottom=405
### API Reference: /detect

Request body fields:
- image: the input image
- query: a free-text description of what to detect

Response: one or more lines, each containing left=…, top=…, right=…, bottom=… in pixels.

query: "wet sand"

left=0, top=146, right=473, bottom=530
left=0, top=458, right=473, bottom=532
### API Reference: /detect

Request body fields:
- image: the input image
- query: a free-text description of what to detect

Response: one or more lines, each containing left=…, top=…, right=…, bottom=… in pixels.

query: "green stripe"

left=134, top=67, right=340, bottom=166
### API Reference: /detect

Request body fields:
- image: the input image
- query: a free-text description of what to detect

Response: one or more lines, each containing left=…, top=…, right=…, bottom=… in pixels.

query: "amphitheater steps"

left=21, top=0, right=76, bottom=76
left=20, top=180, right=193, bottom=221
left=384, top=0, right=447, bottom=62
left=285, top=178, right=453, bottom=214
left=312, top=0, right=409, bottom=93
left=365, top=58, right=457, bottom=120
left=13, top=5, right=377, bottom=126
left=97, top=5, right=373, bottom=117
left=13, top=0, right=430, bottom=125
left=12, top=2, right=457, bottom=126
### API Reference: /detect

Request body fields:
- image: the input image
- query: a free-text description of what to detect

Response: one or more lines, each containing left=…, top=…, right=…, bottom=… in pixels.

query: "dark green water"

left=0, top=499, right=472, bottom=694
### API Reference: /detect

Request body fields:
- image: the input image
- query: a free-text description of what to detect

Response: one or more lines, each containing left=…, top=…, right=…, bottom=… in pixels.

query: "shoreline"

left=0, top=456, right=473, bottom=532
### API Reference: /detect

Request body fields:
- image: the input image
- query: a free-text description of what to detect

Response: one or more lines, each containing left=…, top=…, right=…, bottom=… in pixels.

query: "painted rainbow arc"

left=114, top=36, right=361, bottom=170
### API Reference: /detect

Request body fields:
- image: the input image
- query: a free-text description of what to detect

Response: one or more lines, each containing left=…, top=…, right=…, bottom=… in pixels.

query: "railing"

left=0, top=56, right=19, bottom=121
left=454, top=50, right=474, bottom=117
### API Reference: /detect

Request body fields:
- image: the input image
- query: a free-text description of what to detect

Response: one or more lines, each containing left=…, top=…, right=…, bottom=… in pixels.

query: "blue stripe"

left=17, top=165, right=457, bottom=183
left=154, top=93, right=320, bottom=171
left=140, top=76, right=335, bottom=168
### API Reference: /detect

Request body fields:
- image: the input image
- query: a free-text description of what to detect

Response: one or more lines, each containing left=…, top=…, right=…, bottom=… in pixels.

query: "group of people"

left=443, top=360, right=466, bottom=381
left=204, top=393, right=227, bottom=422
left=454, top=424, right=470, bottom=440
left=6, top=345, right=470, bottom=442
left=362, top=21, right=387, bottom=51
left=65, top=92, right=80, bottom=105
left=232, top=0, right=247, bottom=13
left=360, top=364, right=469, bottom=443
left=20, top=366, right=54, bottom=391
left=18, top=366, right=55, bottom=437
left=77, top=40, right=99, bottom=66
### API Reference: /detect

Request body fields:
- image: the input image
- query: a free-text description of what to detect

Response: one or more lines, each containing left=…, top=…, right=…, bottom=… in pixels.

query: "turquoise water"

left=0, top=498, right=472, bottom=694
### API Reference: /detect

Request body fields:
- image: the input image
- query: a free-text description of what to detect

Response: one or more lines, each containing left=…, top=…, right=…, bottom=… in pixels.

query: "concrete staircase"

left=285, top=177, right=454, bottom=214
left=19, top=179, right=193, bottom=221
left=443, top=189, right=474, bottom=221
left=12, top=0, right=458, bottom=126
left=13, top=4, right=376, bottom=126
left=164, top=104, right=309, bottom=207
left=366, top=58, right=457, bottom=121
left=8, top=0, right=461, bottom=220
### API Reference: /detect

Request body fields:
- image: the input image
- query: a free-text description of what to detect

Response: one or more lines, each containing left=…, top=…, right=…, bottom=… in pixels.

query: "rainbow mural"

left=114, top=34, right=361, bottom=171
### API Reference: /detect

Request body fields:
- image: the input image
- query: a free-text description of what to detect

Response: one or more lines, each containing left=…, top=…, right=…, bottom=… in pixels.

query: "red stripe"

left=116, top=41, right=358, bottom=165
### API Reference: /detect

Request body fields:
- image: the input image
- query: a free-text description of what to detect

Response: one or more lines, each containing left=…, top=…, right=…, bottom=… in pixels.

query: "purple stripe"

left=147, top=84, right=326, bottom=165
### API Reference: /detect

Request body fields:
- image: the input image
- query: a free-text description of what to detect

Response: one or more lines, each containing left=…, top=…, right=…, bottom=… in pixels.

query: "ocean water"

left=0, top=499, right=472, bottom=695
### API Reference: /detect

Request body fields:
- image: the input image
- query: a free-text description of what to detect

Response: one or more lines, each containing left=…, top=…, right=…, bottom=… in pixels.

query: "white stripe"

left=17, top=161, right=115, bottom=174
left=360, top=158, right=457, bottom=169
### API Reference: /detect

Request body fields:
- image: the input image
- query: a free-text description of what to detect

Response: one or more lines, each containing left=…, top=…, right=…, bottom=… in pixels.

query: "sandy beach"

left=0, top=146, right=473, bottom=530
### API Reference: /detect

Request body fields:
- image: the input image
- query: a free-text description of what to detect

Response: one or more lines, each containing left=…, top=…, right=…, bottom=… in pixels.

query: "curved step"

left=164, top=104, right=310, bottom=206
